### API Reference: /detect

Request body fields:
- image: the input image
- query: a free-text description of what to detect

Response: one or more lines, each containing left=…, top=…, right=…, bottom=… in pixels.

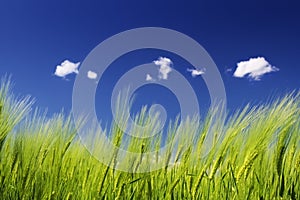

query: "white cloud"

left=153, top=57, right=172, bottom=80
left=87, top=70, right=98, bottom=79
left=226, top=68, right=233, bottom=72
left=187, top=68, right=205, bottom=77
left=146, top=74, right=154, bottom=81
left=54, top=60, right=80, bottom=77
left=233, top=57, right=279, bottom=81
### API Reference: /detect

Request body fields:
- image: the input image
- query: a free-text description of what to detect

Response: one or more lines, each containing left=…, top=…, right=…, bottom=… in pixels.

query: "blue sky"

left=0, top=0, right=299, bottom=124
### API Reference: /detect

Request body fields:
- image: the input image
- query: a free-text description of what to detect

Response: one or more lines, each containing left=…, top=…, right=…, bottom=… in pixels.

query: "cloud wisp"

left=233, top=57, right=279, bottom=81
left=54, top=60, right=80, bottom=78
left=153, top=57, right=173, bottom=80
left=146, top=74, right=154, bottom=81
left=87, top=70, right=98, bottom=79
left=187, top=68, right=205, bottom=77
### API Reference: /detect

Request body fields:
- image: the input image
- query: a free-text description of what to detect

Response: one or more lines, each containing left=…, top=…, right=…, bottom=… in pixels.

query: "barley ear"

left=236, top=150, right=259, bottom=182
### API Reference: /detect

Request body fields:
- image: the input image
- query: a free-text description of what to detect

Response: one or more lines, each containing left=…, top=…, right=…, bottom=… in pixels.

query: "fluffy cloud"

left=54, top=60, right=80, bottom=77
left=146, top=74, right=154, bottom=81
left=153, top=57, right=172, bottom=80
left=233, top=57, right=279, bottom=81
left=187, top=68, right=205, bottom=77
left=87, top=70, right=98, bottom=79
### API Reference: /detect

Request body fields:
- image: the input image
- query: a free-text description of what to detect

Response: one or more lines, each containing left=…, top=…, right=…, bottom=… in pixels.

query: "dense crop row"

left=0, top=78, right=299, bottom=199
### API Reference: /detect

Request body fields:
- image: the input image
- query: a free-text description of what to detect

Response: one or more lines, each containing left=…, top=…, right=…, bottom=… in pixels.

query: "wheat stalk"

left=208, top=155, right=223, bottom=179
left=236, top=150, right=259, bottom=182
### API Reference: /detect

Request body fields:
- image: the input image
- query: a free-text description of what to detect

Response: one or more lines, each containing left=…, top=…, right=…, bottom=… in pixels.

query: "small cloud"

left=146, top=74, right=154, bottom=81
left=54, top=60, right=80, bottom=78
left=187, top=68, right=205, bottom=77
left=233, top=57, right=279, bottom=81
left=153, top=57, right=172, bottom=80
left=87, top=70, right=98, bottom=79
left=226, top=68, right=233, bottom=72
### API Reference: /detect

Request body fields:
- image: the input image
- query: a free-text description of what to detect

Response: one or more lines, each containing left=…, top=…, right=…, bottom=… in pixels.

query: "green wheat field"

left=0, top=77, right=299, bottom=200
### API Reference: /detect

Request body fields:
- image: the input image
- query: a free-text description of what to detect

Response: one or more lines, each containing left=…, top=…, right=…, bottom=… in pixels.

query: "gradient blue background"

left=0, top=0, right=299, bottom=124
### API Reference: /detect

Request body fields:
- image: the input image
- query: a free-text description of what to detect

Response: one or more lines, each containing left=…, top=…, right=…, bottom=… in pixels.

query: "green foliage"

left=0, top=76, right=33, bottom=151
left=0, top=79, right=299, bottom=199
